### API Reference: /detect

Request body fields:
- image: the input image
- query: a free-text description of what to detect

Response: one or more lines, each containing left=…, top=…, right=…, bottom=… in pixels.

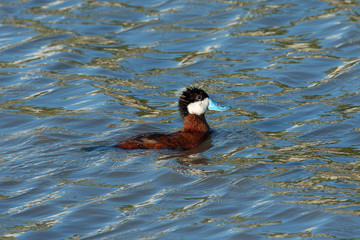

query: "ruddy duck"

left=114, top=87, right=229, bottom=150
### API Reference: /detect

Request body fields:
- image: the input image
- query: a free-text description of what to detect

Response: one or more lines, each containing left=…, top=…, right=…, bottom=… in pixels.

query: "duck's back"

left=114, top=130, right=210, bottom=150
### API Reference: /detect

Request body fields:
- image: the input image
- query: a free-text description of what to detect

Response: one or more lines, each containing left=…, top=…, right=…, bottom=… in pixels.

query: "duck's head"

left=178, top=87, right=230, bottom=119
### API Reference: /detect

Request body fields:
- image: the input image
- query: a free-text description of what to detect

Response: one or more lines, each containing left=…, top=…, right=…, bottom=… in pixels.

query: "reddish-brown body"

left=114, top=114, right=210, bottom=150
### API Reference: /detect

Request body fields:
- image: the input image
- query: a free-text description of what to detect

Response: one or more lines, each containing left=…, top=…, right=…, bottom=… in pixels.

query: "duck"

left=114, top=87, right=229, bottom=150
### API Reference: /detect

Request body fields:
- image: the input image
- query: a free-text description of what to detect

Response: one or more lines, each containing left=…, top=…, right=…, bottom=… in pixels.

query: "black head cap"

left=178, top=87, right=209, bottom=119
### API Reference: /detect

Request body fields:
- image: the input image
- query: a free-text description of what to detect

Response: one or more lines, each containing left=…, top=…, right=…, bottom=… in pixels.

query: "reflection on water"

left=1, top=0, right=360, bottom=239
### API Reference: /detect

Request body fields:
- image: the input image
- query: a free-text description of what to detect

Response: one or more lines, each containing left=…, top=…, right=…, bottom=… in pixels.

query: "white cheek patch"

left=187, top=98, right=209, bottom=115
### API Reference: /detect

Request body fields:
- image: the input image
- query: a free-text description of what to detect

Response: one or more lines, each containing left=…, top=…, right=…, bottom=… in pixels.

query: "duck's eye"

left=195, top=95, right=202, bottom=101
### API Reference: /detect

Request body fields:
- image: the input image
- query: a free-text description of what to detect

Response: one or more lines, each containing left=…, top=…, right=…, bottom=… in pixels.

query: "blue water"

left=1, top=0, right=360, bottom=239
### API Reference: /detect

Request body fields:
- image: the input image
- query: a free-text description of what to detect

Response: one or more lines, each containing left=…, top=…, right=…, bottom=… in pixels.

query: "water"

left=1, top=0, right=360, bottom=239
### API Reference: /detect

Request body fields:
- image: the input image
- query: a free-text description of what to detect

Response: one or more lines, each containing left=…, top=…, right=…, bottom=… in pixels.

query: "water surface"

left=1, top=0, right=360, bottom=239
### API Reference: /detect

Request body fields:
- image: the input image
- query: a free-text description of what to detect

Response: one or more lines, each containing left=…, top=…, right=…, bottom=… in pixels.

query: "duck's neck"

left=182, top=114, right=210, bottom=133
